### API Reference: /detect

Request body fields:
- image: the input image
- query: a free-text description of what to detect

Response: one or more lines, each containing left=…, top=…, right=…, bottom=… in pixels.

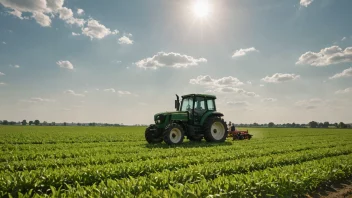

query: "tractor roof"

left=181, top=93, right=216, bottom=99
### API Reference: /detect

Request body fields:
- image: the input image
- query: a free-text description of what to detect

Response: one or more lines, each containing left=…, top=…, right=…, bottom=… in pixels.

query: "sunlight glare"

left=193, top=0, right=211, bottom=18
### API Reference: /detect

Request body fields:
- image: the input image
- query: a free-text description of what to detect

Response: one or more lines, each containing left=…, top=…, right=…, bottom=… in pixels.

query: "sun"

left=193, top=0, right=211, bottom=18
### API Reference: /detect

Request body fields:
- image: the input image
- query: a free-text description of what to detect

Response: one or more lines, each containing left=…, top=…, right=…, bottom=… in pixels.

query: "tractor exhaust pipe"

left=175, top=94, right=180, bottom=111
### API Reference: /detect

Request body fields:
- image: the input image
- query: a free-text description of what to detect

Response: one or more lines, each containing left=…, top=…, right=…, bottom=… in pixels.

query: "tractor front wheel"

left=204, top=117, right=228, bottom=142
left=163, top=123, right=185, bottom=145
left=145, top=125, right=163, bottom=144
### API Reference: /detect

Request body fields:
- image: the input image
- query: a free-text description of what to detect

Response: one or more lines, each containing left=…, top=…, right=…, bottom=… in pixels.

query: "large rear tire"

left=204, top=117, right=228, bottom=142
left=163, top=123, right=185, bottom=145
left=145, top=125, right=163, bottom=144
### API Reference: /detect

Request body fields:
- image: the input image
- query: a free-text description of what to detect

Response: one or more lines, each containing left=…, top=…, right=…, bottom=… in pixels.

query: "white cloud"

left=65, top=17, right=85, bottom=27
left=261, top=98, right=277, bottom=102
left=136, top=52, right=207, bottom=69
left=58, top=7, right=73, bottom=20
left=259, top=84, right=264, bottom=87
left=0, top=82, right=6, bottom=85
left=246, top=81, right=252, bottom=85
left=335, top=87, right=352, bottom=94
left=0, top=0, right=55, bottom=26
left=341, top=37, right=346, bottom=41
left=77, top=8, right=84, bottom=15
left=206, top=87, right=259, bottom=97
left=190, top=75, right=244, bottom=87
left=112, top=30, right=119, bottom=35
left=329, top=67, right=352, bottom=79
left=56, top=60, right=74, bottom=70
left=9, top=9, right=24, bottom=19
left=112, top=60, right=122, bottom=64
left=118, top=90, right=131, bottom=95
left=0, top=72, right=4, bottom=76
left=227, top=101, right=249, bottom=107
left=32, top=12, right=51, bottom=27
left=0, top=0, right=85, bottom=27
left=72, top=32, right=80, bottom=36
left=46, top=0, right=64, bottom=12
left=262, top=73, right=300, bottom=83
left=232, top=47, right=259, bottom=58
left=295, top=98, right=323, bottom=109
left=10, top=64, right=20, bottom=68
left=20, top=97, right=55, bottom=103
left=64, top=90, right=85, bottom=97
left=82, top=19, right=117, bottom=39
left=104, top=88, right=116, bottom=93
left=300, top=0, right=314, bottom=7
left=296, top=46, right=352, bottom=66
left=2, top=41, right=6, bottom=44
left=118, top=36, right=133, bottom=44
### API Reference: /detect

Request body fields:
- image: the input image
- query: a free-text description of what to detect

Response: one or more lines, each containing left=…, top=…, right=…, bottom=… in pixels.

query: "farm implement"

left=145, top=93, right=253, bottom=145
left=228, top=129, right=253, bottom=140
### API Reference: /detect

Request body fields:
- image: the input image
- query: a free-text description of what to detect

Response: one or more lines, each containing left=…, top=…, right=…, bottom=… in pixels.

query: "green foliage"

left=0, top=126, right=351, bottom=197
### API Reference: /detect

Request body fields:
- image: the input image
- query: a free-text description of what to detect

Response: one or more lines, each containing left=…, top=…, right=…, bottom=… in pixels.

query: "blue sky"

left=0, top=0, right=351, bottom=124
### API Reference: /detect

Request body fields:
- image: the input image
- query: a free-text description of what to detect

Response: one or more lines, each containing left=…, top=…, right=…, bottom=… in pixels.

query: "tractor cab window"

left=207, top=99, right=215, bottom=111
left=194, top=97, right=206, bottom=115
left=181, top=98, right=193, bottom=112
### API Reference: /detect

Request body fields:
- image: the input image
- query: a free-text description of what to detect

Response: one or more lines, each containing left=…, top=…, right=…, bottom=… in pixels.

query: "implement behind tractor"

left=228, top=129, right=253, bottom=140
left=227, top=122, right=253, bottom=140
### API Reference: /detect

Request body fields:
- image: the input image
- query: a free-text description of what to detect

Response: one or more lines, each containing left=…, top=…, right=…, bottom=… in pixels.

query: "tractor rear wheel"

left=163, top=123, right=185, bottom=145
left=204, top=117, right=228, bottom=142
left=145, top=125, right=163, bottom=144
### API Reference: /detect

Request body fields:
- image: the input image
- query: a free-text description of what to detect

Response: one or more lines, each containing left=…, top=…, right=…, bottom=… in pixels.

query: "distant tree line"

left=0, top=119, right=350, bottom=129
left=0, top=120, right=128, bottom=127
left=232, top=121, right=351, bottom=129
left=307, top=121, right=351, bottom=129
left=234, top=122, right=307, bottom=128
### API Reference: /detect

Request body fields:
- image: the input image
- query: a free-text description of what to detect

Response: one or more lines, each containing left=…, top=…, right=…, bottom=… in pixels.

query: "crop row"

left=1, top=137, right=349, bottom=164
left=1, top=140, right=350, bottom=172
left=1, top=145, right=351, bottom=196
left=7, top=153, right=352, bottom=198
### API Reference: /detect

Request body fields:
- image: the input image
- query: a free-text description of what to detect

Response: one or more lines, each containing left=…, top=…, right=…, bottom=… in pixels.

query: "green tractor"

left=145, top=94, right=228, bottom=145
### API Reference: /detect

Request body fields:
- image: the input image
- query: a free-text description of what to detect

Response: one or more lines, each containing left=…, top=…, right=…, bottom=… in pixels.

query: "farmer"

left=231, top=123, right=236, bottom=132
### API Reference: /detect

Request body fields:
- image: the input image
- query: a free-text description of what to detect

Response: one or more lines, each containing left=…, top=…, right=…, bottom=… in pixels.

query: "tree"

left=21, top=120, right=27, bottom=125
left=2, top=120, right=8, bottom=125
left=52, top=122, right=55, bottom=126
left=9, top=121, right=16, bottom=125
left=318, top=122, right=324, bottom=128
left=292, top=122, right=296, bottom=128
left=339, top=122, right=346, bottom=129
left=63, top=122, right=67, bottom=126
left=334, top=123, right=338, bottom=128
left=323, top=122, right=329, bottom=128
left=308, top=121, right=318, bottom=128
left=43, top=121, right=48, bottom=126
left=29, top=121, right=33, bottom=125
left=268, top=122, right=275, bottom=128
left=34, top=120, right=40, bottom=126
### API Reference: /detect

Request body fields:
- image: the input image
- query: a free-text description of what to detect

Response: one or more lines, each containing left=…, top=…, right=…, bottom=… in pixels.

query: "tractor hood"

left=154, top=111, right=188, bottom=124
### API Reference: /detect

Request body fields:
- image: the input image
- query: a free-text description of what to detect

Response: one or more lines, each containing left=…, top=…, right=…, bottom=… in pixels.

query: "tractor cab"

left=175, top=94, right=217, bottom=125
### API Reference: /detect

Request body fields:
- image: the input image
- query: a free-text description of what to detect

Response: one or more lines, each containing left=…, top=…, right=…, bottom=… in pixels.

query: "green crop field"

left=0, top=126, right=352, bottom=197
